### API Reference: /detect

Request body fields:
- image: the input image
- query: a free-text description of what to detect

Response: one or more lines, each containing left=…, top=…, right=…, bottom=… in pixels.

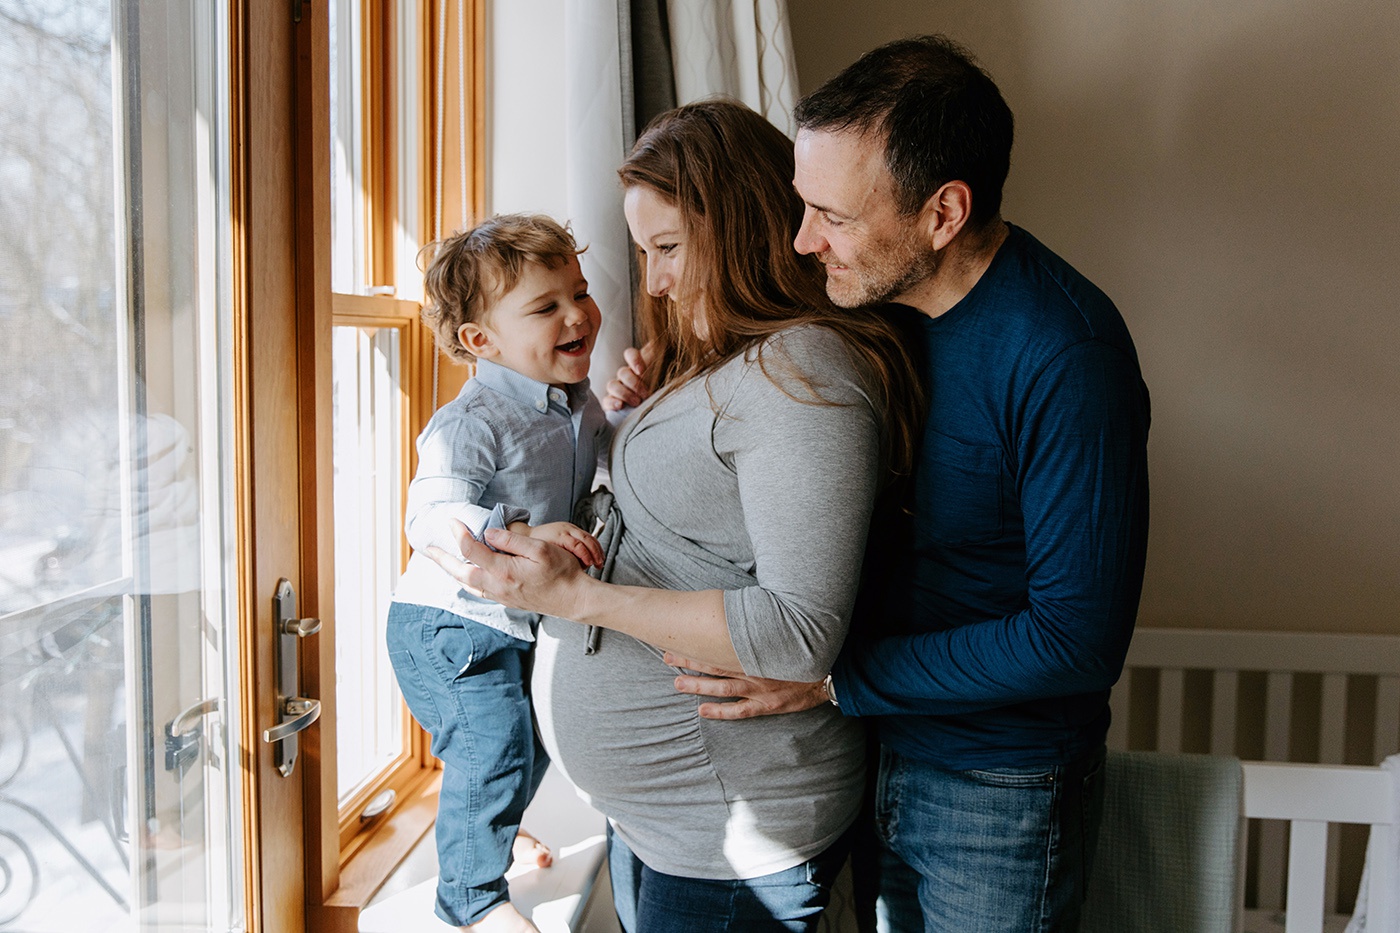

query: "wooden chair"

left=1109, top=628, right=1400, bottom=931
left=1240, top=761, right=1395, bottom=933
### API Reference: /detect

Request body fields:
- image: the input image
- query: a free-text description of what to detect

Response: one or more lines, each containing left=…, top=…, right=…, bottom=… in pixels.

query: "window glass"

left=331, top=324, right=405, bottom=802
left=329, top=0, right=365, bottom=295
left=0, top=1, right=242, bottom=928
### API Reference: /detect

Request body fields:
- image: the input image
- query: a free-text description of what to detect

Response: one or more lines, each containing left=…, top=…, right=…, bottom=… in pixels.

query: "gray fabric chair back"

left=1082, top=750, right=1243, bottom=933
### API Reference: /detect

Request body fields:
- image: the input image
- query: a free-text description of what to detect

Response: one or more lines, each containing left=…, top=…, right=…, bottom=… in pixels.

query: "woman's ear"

left=458, top=321, right=497, bottom=359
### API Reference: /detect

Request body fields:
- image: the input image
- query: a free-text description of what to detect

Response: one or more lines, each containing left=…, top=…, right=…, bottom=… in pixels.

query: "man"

left=669, top=35, right=1150, bottom=932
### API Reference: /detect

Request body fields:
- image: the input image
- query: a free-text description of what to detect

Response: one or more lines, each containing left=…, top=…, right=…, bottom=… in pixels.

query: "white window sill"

left=358, top=765, right=616, bottom=932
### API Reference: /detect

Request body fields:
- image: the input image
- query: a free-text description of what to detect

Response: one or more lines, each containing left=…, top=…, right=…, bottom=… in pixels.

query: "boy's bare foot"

left=461, top=901, right=538, bottom=932
left=513, top=829, right=553, bottom=869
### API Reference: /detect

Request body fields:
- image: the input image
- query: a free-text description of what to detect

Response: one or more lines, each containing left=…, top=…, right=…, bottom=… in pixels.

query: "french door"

left=0, top=1, right=327, bottom=930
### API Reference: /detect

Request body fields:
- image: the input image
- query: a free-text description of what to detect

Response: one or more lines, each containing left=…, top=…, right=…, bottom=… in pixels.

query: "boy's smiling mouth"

left=556, top=337, right=587, bottom=355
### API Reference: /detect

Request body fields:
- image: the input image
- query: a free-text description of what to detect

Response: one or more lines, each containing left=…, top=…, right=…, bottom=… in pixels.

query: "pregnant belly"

left=531, top=615, right=724, bottom=808
left=530, top=614, right=867, bottom=880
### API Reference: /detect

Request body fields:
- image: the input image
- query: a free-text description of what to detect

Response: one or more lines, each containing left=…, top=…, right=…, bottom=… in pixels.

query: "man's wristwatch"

left=822, top=673, right=839, bottom=708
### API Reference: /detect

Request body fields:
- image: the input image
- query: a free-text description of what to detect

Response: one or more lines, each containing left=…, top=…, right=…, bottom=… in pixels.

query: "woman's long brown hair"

left=618, top=98, right=921, bottom=475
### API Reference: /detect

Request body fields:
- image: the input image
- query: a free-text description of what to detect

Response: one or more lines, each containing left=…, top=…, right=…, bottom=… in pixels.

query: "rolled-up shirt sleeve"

left=718, top=330, right=884, bottom=683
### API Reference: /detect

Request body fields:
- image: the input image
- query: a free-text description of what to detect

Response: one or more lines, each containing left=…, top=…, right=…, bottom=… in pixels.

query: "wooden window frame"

left=329, top=293, right=437, bottom=863
left=318, top=0, right=486, bottom=924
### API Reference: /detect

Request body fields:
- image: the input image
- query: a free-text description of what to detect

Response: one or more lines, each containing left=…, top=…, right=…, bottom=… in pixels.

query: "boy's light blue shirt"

left=393, top=358, right=611, bottom=641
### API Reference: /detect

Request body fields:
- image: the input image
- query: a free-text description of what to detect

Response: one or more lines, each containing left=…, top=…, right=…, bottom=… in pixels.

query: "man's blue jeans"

left=864, top=744, right=1106, bottom=933
left=607, top=824, right=853, bottom=933
left=386, top=602, right=548, bottom=927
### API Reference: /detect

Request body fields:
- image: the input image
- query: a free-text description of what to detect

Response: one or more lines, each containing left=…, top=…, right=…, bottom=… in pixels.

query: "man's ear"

left=458, top=321, right=498, bottom=359
left=917, top=180, right=974, bottom=251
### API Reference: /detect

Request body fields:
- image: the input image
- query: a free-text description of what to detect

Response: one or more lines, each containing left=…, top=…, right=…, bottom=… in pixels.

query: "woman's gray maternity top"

left=532, top=325, right=881, bottom=880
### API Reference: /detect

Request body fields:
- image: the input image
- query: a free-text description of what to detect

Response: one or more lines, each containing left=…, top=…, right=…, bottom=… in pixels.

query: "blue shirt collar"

left=472, top=358, right=593, bottom=414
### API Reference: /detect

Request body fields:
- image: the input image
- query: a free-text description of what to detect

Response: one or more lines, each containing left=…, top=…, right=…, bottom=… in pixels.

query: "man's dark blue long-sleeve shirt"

left=832, top=224, right=1151, bottom=769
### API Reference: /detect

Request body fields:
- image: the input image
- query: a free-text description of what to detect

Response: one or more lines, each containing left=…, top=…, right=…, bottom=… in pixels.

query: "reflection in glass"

left=0, top=1, right=241, bottom=930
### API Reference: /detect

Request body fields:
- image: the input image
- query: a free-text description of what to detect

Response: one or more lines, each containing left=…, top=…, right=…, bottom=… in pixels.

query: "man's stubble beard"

left=824, top=235, right=940, bottom=310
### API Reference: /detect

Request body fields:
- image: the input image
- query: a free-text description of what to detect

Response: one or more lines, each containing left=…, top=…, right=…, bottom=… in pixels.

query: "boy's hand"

left=507, top=521, right=605, bottom=569
left=602, top=342, right=656, bottom=411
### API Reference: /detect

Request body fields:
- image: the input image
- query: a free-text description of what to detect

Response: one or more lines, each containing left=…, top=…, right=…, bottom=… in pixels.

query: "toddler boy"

left=387, top=213, right=610, bottom=933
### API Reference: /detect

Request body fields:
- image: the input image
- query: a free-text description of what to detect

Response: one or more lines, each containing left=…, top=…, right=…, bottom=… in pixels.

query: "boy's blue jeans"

left=386, top=602, right=548, bottom=927
left=861, top=744, right=1106, bottom=933
left=606, top=823, right=853, bottom=933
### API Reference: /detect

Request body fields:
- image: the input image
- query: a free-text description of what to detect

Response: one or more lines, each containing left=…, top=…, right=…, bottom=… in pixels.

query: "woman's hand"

left=664, top=652, right=829, bottom=720
left=602, top=342, right=656, bottom=412
left=430, top=523, right=741, bottom=668
left=426, top=521, right=595, bottom=621
left=507, top=520, right=604, bottom=569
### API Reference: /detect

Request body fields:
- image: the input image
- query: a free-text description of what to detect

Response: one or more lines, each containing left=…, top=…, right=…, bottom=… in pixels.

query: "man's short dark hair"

left=793, top=35, right=1014, bottom=228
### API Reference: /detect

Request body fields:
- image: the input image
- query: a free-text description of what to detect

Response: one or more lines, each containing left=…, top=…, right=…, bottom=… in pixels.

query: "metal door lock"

left=164, top=697, right=221, bottom=777
left=164, top=721, right=201, bottom=777
left=261, top=579, right=321, bottom=777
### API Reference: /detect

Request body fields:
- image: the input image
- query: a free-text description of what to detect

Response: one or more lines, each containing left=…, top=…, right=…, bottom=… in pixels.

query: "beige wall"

left=485, top=1, right=1400, bottom=634
left=791, top=1, right=1400, bottom=633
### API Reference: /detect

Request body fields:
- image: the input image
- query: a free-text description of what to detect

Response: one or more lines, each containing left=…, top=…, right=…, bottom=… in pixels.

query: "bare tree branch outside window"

left=0, top=0, right=118, bottom=605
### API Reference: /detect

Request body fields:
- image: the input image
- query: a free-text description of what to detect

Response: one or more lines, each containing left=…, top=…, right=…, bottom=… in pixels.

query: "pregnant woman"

left=431, top=99, right=918, bottom=933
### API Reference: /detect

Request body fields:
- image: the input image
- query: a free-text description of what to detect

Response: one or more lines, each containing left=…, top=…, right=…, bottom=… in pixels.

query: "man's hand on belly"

left=664, top=652, right=829, bottom=720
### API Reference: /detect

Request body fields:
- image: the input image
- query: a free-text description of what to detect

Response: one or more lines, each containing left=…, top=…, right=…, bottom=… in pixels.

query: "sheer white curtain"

left=666, top=0, right=799, bottom=136
left=553, top=0, right=800, bottom=379
left=565, top=0, right=636, bottom=383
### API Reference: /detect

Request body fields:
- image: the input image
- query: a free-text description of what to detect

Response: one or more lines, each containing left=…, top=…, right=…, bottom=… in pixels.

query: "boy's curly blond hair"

left=419, top=213, right=584, bottom=363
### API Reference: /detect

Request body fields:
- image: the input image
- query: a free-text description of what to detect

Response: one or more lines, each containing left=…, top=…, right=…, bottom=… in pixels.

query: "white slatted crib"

left=1111, top=628, right=1400, bottom=933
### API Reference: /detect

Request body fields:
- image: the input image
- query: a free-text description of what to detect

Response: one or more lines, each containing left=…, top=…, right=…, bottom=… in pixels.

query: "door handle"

left=171, top=697, right=222, bottom=738
left=262, top=578, right=321, bottom=777
left=262, top=696, right=320, bottom=744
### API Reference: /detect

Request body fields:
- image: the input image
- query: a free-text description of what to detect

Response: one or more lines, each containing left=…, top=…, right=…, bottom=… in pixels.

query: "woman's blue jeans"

left=607, top=823, right=853, bottom=933
left=385, top=602, right=548, bottom=927
left=863, top=744, right=1106, bottom=933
